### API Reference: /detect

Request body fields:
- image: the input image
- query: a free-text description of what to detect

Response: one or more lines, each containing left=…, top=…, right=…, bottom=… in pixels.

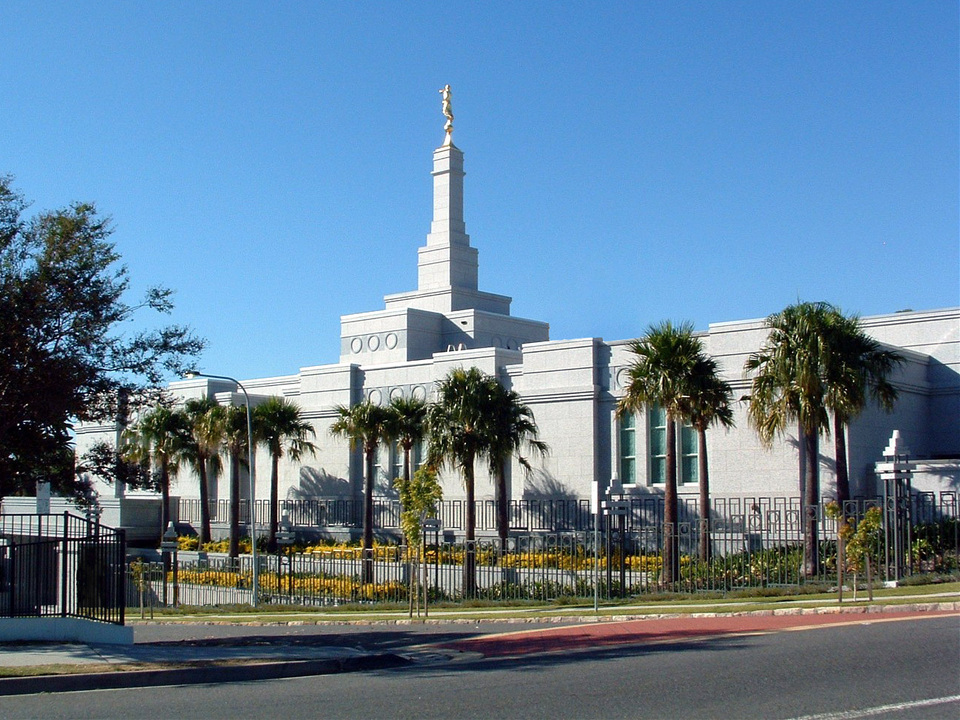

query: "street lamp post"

left=160, top=521, right=179, bottom=607
left=276, top=512, right=295, bottom=597
left=421, top=516, right=441, bottom=618
left=185, top=371, right=259, bottom=607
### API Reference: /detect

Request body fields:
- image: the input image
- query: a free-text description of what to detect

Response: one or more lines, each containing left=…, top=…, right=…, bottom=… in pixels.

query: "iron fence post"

left=60, top=511, right=69, bottom=617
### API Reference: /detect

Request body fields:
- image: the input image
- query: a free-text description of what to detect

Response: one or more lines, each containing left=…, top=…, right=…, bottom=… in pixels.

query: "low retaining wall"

left=0, top=617, right=133, bottom=645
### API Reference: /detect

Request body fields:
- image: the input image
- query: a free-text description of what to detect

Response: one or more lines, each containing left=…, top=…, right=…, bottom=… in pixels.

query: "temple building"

left=66, top=103, right=960, bottom=539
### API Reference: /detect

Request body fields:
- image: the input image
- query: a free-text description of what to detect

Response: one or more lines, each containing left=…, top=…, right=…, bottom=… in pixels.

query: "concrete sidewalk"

left=0, top=637, right=411, bottom=696
left=0, top=640, right=377, bottom=667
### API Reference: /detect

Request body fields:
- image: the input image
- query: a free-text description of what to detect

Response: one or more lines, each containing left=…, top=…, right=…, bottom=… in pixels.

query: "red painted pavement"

left=433, top=610, right=959, bottom=659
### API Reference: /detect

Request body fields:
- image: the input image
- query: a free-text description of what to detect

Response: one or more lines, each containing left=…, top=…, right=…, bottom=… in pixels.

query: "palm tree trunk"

left=697, top=427, right=710, bottom=563
left=802, top=427, right=820, bottom=578
left=198, top=460, right=211, bottom=546
left=833, top=411, right=850, bottom=507
left=159, top=462, right=173, bottom=585
left=662, top=418, right=679, bottom=586
left=496, top=464, right=509, bottom=544
left=229, top=453, right=240, bottom=559
left=159, top=463, right=171, bottom=535
left=464, top=455, right=477, bottom=598
left=268, top=453, right=280, bottom=553
left=362, top=445, right=375, bottom=584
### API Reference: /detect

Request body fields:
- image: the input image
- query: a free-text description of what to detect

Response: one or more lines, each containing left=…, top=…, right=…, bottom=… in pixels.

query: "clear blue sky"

left=3, top=2, right=957, bottom=382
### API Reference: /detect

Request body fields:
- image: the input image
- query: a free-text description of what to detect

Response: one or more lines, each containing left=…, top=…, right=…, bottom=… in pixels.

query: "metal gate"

left=0, top=512, right=126, bottom=625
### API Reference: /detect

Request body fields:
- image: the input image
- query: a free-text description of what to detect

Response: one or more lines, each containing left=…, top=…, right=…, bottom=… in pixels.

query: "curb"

left=0, top=653, right=410, bottom=697
left=127, top=599, right=960, bottom=626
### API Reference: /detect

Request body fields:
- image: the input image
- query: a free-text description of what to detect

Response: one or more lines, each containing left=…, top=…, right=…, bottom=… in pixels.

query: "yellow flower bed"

left=625, top=555, right=663, bottom=573
left=173, top=568, right=407, bottom=600
left=175, top=569, right=244, bottom=586
left=170, top=542, right=669, bottom=576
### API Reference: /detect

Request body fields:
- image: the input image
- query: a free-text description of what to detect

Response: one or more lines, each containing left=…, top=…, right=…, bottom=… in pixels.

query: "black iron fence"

left=180, top=496, right=595, bottom=532
left=0, top=512, right=126, bottom=625
left=148, top=493, right=958, bottom=608
left=178, top=493, right=957, bottom=536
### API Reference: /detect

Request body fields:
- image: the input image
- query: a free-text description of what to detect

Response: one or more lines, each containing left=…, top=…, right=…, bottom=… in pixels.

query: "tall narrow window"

left=620, top=412, right=637, bottom=483
left=413, top=439, right=425, bottom=471
left=680, top=424, right=698, bottom=485
left=374, top=444, right=390, bottom=484
left=392, top=441, right=404, bottom=480
left=649, top=404, right=667, bottom=485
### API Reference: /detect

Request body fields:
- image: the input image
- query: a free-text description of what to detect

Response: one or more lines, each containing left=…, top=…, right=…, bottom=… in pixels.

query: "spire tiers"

left=426, top=144, right=468, bottom=244
left=417, top=142, right=478, bottom=292
left=338, top=96, right=550, bottom=364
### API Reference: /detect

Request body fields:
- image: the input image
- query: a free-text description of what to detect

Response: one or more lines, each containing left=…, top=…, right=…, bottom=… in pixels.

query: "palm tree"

left=180, top=397, right=225, bottom=546
left=254, top=396, right=317, bottom=552
left=222, top=404, right=252, bottom=559
left=681, top=355, right=734, bottom=562
left=823, top=313, right=902, bottom=506
left=329, top=400, right=394, bottom=584
left=618, top=321, right=702, bottom=586
left=426, top=367, right=500, bottom=597
left=487, top=385, right=548, bottom=543
left=386, top=396, right=429, bottom=489
left=745, top=301, right=838, bottom=577
left=123, top=405, right=188, bottom=535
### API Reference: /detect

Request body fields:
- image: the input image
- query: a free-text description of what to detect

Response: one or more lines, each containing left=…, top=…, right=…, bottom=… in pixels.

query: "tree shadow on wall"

left=290, top=467, right=351, bottom=499
left=522, top=469, right=576, bottom=501
left=520, top=470, right=584, bottom=531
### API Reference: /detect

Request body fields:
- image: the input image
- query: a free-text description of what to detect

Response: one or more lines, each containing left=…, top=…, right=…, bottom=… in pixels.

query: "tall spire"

left=383, top=86, right=517, bottom=317
left=348, top=86, right=549, bottom=362
left=416, top=85, right=477, bottom=293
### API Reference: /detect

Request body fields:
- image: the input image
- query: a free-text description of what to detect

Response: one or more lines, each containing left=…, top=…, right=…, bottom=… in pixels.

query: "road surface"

left=3, top=612, right=957, bottom=719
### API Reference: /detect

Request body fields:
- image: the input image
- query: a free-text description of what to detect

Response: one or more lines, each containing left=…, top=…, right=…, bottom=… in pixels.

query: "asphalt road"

left=4, top=614, right=958, bottom=719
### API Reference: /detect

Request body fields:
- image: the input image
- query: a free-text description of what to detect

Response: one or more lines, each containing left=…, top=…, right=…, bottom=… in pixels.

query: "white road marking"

left=791, top=694, right=960, bottom=720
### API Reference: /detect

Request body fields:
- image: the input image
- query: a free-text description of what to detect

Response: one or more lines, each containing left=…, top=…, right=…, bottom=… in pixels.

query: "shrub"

left=177, top=534, right=199, bottom=551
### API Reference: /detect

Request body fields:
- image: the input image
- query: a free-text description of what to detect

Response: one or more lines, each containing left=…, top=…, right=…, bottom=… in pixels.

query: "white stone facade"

left=73, top=136, right=960, bottom=530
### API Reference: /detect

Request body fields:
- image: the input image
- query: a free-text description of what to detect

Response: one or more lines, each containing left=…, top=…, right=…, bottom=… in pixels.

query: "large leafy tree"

left=823, top=314, right=902, bottom=505
left=254, top=397, right=317, bottom=552
left=329, top=400, right=394, bottom=584
left=122, top=406, right=189, bottom=533
left=745, top=301, right=842, bottom=577
left=618, top=321, right=702, bottom=586
left=0, top=175, right=203, bottom=501
left=487, top=385, right=548, bottom=543
left=179, top=397, right=226, bottom=545
left=426, top=367, right=500, bottom=597
left=681, top=355, right=734, bottom=562
left=75, top=437, right=153, bottom=500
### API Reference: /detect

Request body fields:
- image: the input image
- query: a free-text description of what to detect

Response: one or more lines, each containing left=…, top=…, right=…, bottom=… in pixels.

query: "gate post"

left=876, top=430, right=914, bottom=581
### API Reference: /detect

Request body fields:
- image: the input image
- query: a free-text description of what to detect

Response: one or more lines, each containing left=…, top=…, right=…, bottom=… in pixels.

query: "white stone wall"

left=65, top=131, right=959, bottom=527
left=73, top=306, right=960, bottom=522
